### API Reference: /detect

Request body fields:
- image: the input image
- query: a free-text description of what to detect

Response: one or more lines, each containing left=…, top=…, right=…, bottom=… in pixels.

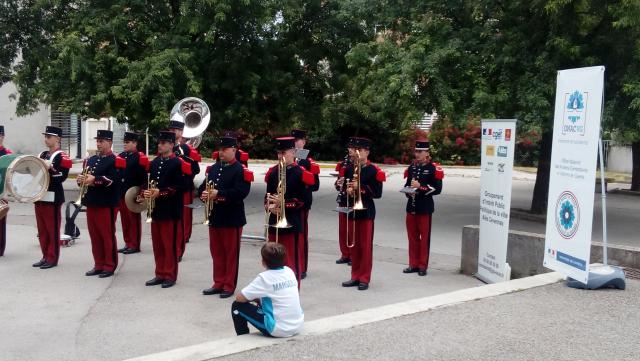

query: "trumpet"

left=145, top=174, right=157, bottom=223
left=202, top=174, right=215, bottom=225
left=75, top=166, right=91, bottom=206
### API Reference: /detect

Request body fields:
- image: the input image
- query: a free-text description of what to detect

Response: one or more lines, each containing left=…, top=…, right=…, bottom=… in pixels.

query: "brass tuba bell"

left=170, top=97, right=211, bottom=148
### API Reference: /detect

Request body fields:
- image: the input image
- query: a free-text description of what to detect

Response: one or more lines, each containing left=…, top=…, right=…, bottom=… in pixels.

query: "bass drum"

left=0, top=154, right=50, bottom=203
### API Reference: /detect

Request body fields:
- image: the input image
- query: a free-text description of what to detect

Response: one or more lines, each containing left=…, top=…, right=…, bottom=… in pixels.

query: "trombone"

left=344, top=149, right=366, bottom=248
left=202, top=174, right=215, bottom=225
left=75, top=166, right=91, bottom=206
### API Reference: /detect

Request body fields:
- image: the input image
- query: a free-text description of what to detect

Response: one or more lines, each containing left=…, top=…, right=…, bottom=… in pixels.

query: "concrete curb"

left=125, top=272, right=564, bottom=361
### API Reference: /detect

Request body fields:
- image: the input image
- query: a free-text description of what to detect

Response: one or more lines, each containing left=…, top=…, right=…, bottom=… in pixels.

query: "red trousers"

left=87, top=206, right=119, bottom=272
left=348, top=219, right=374, bottom=283
left=178, top=190, right=193, bottom=258
left=151, top=219, right=180, bottom=282
left=209, top=227, right=242, bottom=292
left=0, top=215, right=6, bottom=257
left=406, top=213, right=432, bottom=270
left=338, top=213, right=350, bottom=259
left=302, top=209, right=309, bottom=273
left=119, top=198, right=141, bottom=250
left=34, top=203, right=62, bottom=264
left=268, top=231, right=303, bottom=283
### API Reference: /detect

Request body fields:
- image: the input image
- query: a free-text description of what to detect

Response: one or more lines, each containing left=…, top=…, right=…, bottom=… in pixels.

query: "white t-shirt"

left=241, top=266, right=304, bottom=337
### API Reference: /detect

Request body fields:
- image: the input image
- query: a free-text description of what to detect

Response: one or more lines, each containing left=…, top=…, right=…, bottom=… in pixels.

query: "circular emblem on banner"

left=555, top=191, right=580, bottom=239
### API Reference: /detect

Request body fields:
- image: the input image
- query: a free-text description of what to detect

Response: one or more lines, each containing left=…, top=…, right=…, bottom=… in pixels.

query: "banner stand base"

left=566, top=265, right=626, bottom=290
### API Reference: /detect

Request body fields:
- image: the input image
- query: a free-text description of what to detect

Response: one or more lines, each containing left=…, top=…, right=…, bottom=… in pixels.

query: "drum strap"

left=41, top=150, right=64, bottom=203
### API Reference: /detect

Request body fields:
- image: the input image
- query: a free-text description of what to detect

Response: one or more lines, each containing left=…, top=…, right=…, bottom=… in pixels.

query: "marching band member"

left=403, top=140, right=443, bottom=276
left=199, top=135, right=253, bottom=298
left=265, top=136, right=315, bottom=284
left=144, top=131, right=191, bottom=289
left=117, top=132, right=149, bottom=254
left=78, top=130, right=125, bottom=278
left=340, top=137, right=385, bottom=291
left=168, top=121, right=201, bottom=260
left=32, top=126, right=72, bottom=269
left=0, top=125, right=11, bottom=257
left=211, top=131, right=250, bottom=167
left=291, top=129, right=320, bottom=279
left=334, top=152, right=353, bottom=265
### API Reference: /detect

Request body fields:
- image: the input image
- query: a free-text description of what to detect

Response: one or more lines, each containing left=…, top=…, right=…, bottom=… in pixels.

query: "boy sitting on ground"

left=231, top=242, right=304, bottom=337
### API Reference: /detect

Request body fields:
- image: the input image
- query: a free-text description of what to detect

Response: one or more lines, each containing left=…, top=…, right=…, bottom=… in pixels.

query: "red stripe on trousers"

left=87, top=206, right=119, bottom=272
left=209, top=227, right=242, bottom=292
left=151, top=219, right=179, bottom=281
left=268, top=232, right=303, bottom=284
left=348, top=219, right=374, bottom=283
left=119, top=198, right=141, bottom=250
left=302, top=209, right=309, bottom=273
left=0, top=215, right=6, bottom=257
left=406, top=213, right=432, bottom=270
left=338, top=213, right=350, bottom=259
left=35, top=203, right=62, bottom=264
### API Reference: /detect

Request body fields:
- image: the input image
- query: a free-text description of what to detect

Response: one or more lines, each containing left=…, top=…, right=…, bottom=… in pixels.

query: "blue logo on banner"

left=556, top=251, right=586, bottom=271
left=567, top=91, right=585, bottom=111
left=562, top=90, right=587, bottom=135
left=555, top=191, right=580, bottom=239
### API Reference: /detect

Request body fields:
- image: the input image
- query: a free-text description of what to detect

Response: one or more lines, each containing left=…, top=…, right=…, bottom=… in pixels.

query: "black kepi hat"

left=168, top=120, right=185, bottom=130
left=276, top=136, right=296, bottom=151
left=348, top=136, right=371, bottom=149
left=124, top=131, right=139, bottom=142
left=415, top=140, right=430, bottom=150
left=158, top=131, right=176, bottom=143
left=95, top=130, right=113, bottom=140
left=43, top=126, right=63, bottom=137
left=218, top=136, right=237, bottom=148
left=291, top=129, right=307, bottom=140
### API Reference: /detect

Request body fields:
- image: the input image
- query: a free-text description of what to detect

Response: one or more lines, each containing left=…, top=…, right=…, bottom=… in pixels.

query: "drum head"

left=5, top=155, right=50, bottom=202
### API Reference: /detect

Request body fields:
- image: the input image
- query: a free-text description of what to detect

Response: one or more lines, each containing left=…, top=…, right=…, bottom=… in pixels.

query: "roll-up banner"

left=477, top=119, right=517, bottom=283
left=543, top=66, right=605, bottom=284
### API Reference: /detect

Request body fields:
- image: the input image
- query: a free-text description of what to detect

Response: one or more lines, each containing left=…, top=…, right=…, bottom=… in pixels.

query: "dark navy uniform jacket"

left=197, top=158, right=253, bottom=228
left=265, top=163, right=315, bottom=234
left=118, top=151, right=149, bottom=198
left=174, top=143, right=200, bottom=191
left=297, top=157, right=320, bottom=210
left=339, top=161, right=385, bottom=220
left=38, top=149, right=72, bottom=205
left=82, top=152, right=125, bottom=207
left=404, top=161, right=444, bottom=214
left=334, top=156, right=352, bottom=207
left=146, top=153, right=189, bottom=220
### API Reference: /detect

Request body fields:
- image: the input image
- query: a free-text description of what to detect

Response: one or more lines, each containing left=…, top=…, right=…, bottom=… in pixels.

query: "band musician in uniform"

left=199, top=135, right=253, bottom=298
left=118, top=132, right=149, bottom=255
left=403, top=140, right=443, bottom=276
left=78, top=130, right=126, bottom=278
left=264, top=137, right=315, bottom=285
left=33, top=126, right=72, bottom=269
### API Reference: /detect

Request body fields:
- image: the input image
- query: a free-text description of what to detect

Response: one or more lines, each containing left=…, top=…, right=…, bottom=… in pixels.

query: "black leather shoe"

left=40, top=262, right=57, bottom=269
left=418, top=269, right=427, bottom=276
left=335, top=258, right=350, bottom=264
left=403, top=267, right=419, bottom=274
left=98, top=271, right=114, bottom=278
left=123, top=248, right=140, bottom=254
left=145, top=277, right=164, bottom=286
left=85, top=268, right=103, bottom=276
left=301, top=272, right=307, bottom=279
left=358, top=282, right=369, bottom=291
left=219, top=291, right=234, bottom=299
left=342, top=279, right=359, bottom=287
left=32, top=260, right=46, bottom=267
left=117, top=247, right=129, bottom=253
left=161, top=280, right=176, bottom=288
left=202, top=287, right=222, bottom=295
left=178, top=256, right=183, bottom=262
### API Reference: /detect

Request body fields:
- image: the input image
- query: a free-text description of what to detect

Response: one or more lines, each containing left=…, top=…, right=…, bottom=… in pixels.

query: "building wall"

left=607, top=145, right=632, bottom=173
left=0, top=82, right=50, bottom=154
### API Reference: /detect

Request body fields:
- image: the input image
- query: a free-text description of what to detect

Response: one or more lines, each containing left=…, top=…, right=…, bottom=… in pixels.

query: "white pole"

left=598, top=138, right=608, bottom=266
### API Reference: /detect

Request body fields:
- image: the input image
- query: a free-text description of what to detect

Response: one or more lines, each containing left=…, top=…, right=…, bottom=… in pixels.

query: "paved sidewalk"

left=220, top=280, right=639, bottom=361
